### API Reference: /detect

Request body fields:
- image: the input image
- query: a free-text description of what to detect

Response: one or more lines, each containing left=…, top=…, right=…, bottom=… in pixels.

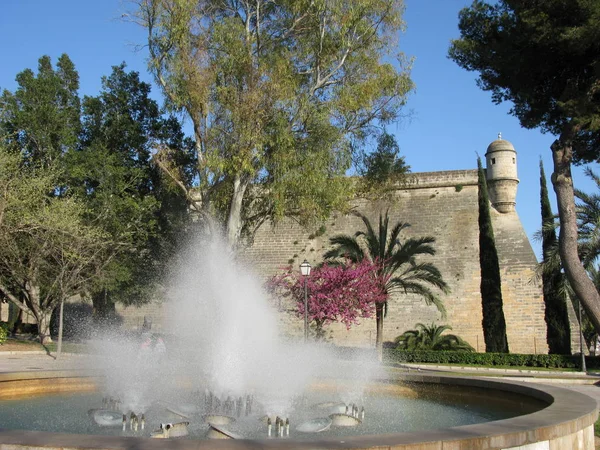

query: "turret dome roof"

left=486, top=136, right=516, bottom=154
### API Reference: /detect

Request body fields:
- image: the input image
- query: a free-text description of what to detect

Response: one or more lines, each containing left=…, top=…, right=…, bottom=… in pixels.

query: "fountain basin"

left=0, top=369, right=596, bottom=449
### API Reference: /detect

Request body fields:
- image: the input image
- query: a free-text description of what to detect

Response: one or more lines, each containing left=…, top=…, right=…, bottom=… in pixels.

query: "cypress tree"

left=477, top=157, right=509, bottom=353
left=540, top=160, right=571, bottom=354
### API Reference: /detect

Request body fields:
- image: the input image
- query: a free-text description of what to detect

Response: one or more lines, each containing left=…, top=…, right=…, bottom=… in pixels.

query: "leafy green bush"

left=384, top=349, right=600, bottom=369
left=394, top=323, right=474, bottom=352
left=0, top=322, right=8, bottom=345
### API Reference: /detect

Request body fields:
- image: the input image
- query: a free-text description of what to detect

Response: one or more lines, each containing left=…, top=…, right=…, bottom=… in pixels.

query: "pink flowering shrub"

left=266, top=260, right=387, bottom=340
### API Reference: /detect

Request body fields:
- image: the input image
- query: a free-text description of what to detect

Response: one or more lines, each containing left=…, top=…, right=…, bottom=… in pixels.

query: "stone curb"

left=0, top=351, right=49, bottom=356
left=400, top=362, right=600, bottom=377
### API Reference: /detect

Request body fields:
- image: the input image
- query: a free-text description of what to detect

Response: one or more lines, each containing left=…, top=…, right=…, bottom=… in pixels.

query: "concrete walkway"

left=0, top=351, right=97, bottom=374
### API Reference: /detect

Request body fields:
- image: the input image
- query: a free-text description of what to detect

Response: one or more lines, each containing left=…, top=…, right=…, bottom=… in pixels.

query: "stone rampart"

left=115, top=169, right=547, bottom=354
left=240, top=169, right=547, bottom=353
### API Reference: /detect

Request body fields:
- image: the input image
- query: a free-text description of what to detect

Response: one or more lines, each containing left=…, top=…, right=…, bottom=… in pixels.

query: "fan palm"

left=323, top=210, right=449, bottom=360
left=575, top=168, right=600, bottom=267
left=394, top=323, right=474, bottom=352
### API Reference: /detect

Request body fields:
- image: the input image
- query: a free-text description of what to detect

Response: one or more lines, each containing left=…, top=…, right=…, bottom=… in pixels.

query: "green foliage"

left=539, top=160, right=571, bottom=354
left=357, top=132, right=411, bottom=197
left=477, top=157, right=509, bottom=353
left=575, top=169, right=600, bottom=267
left=0, top=139, right=109, bottom=343
left=1, top=54, right=80, bottom=166
left=67, top=63, right=192, bottom=309
left=0, top=323, right=8, bottom=344
left=394, top=323, right=474, bottom=352
left=0, top=55, right=117, bottom=343
left=449, top=0, right=600, bottom=163
left=385, top=349, right=599, bottom=369
left=136, top=0, right=415, bottom=245
left=0, top=56, right=191, bottom=340
left=455, top=185, right=463, bottom=192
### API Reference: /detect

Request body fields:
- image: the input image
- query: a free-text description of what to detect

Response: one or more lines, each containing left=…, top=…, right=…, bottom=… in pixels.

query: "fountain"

left=82, top=232, right=392, bottom=439
left=0, top=232, right=597, bottom=448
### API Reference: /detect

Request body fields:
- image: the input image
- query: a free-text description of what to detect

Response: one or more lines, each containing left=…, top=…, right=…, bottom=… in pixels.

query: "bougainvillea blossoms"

left=266, top=259, right=386, bottom=340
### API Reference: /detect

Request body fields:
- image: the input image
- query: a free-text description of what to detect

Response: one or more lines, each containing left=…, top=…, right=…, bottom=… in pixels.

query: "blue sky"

left=1, top=0, right=597, bottom=260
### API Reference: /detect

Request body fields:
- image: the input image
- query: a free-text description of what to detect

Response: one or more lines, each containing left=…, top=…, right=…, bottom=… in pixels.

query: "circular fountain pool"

left=0, top=369, right=596, bottom=449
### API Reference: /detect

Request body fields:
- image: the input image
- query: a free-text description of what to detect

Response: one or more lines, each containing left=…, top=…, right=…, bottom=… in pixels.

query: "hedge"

left=384, top=349, right=600, bottom=369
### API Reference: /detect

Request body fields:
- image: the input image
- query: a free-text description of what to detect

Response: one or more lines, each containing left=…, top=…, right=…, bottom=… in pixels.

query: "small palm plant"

left=394, top=323, right=474, bottom=352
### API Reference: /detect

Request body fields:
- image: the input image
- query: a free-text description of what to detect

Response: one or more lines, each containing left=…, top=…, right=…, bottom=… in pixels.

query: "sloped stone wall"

left=114, top=169, right=547, bottom=354
left=240, top=169, right=547, bottom=354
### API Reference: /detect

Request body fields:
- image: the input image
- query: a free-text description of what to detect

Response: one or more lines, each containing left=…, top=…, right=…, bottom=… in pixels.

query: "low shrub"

left=384, top=349, right=600, bottom=369
left=0, top=322, right=8, bottom=344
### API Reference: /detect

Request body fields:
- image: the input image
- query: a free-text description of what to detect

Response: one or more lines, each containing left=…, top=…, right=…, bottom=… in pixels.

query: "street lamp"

left=300, top=259, right=311, bottom=342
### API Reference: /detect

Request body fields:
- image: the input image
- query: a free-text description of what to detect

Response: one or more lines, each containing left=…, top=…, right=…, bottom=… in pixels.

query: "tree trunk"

left=57, top=299, right=64, bottom=358
left=375, top=303, right=384, bottom=362
left=551, top=132, right=600, bottom=334
left=34, top=309, right=53, bottom=345
left=92, top=289, right=116, bottom=329
left=226, top=174, right=248, bottom=249
left=10, top=306, right=23, bottom=334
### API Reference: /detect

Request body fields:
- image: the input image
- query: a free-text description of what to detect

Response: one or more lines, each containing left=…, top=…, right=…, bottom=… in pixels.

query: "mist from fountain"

left=89, top=231, right=382, bottom=433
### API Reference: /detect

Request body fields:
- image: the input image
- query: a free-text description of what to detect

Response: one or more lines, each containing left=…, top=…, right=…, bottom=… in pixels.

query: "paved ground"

left=0, top=351, right=97, bottom=373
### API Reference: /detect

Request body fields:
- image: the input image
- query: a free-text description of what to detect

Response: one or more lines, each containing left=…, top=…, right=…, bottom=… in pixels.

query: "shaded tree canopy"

left=449, top=0, right=600, bottom=161
left=68, top=63, right=193, bottom=312
left=0, top=55, right=194, bottom=338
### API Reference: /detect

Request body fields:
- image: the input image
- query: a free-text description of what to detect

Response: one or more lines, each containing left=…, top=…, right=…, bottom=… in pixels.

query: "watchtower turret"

left=485, top=134, right=519, bottom=213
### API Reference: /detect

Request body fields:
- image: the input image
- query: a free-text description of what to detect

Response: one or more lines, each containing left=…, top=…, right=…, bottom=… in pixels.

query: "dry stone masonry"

left=118, top=137, right=548, bottom=354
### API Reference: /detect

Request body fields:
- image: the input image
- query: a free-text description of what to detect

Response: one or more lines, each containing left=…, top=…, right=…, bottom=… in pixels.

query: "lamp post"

left=300, top=260, right=311, bottom=342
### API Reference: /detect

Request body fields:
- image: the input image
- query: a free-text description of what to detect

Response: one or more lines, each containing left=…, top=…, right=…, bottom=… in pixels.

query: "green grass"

left=4, top=337, right=40, bottom=346
left=595, top=417, right=600, bottom=438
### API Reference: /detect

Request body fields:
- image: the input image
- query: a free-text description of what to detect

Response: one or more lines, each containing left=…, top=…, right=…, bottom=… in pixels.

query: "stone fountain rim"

left=0, top=370, right=596, bottom=449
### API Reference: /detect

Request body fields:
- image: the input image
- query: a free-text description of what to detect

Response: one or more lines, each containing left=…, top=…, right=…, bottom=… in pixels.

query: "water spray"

left=236, top=396, right=243, bottom=417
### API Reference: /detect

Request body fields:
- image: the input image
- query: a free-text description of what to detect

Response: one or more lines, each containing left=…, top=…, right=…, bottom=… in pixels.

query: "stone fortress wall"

left=240, top=173, right=546, bottom=354
left=116, top=137, right=556, bottom=354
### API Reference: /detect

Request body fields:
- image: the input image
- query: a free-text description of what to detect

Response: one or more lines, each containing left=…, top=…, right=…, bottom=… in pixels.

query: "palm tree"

left=394, top=323, right=474, bottom=352
left=575, top=168, right=600, bottom=267
left=323, top=210, right=449, bottom=360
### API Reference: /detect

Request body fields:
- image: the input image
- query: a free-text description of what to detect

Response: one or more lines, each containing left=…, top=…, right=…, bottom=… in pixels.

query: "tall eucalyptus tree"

left=132, top=0, right=414, bottom=248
